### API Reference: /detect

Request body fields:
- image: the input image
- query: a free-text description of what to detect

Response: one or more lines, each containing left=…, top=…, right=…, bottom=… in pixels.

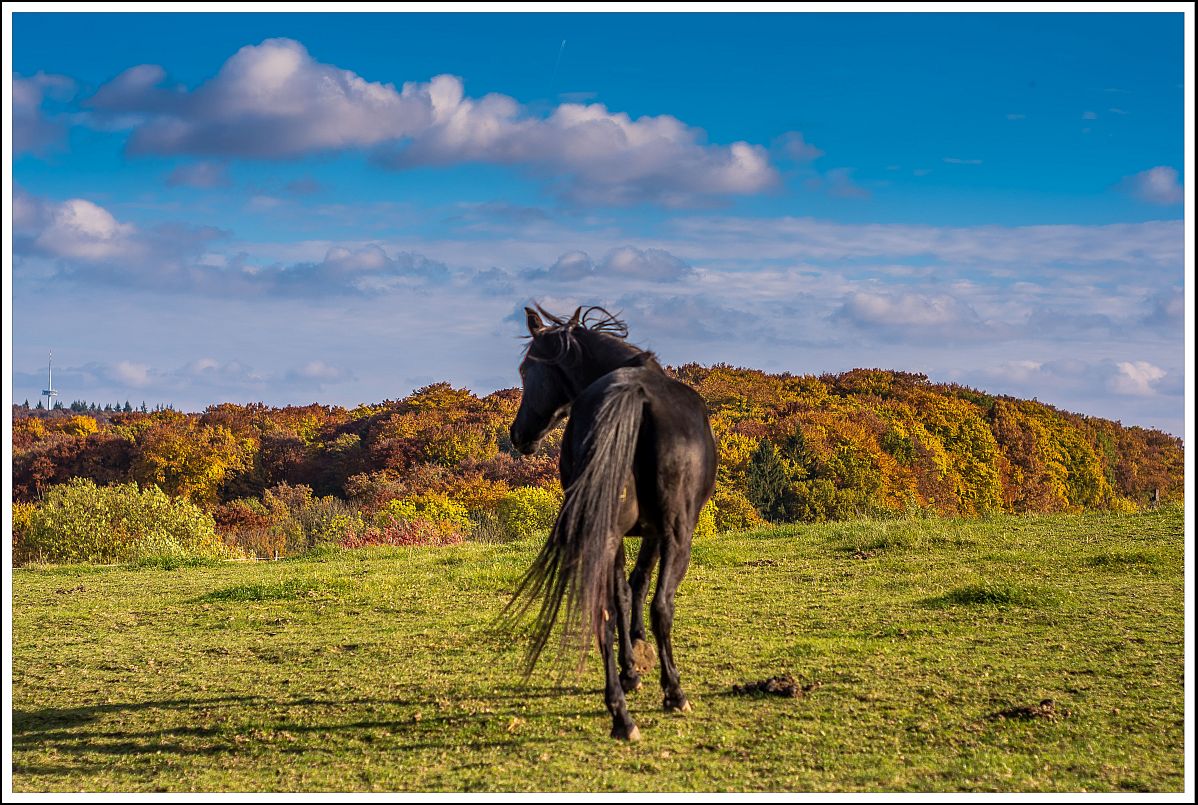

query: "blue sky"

left=10, top=11, right=1188, bottom=436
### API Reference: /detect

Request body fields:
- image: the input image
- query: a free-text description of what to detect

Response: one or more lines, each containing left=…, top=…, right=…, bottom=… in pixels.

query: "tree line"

left=11, top=365, right=1185, bottom=560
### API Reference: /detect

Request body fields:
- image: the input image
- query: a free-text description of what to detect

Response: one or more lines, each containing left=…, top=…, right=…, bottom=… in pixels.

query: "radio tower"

left=41, top=350, right=58, bottom=410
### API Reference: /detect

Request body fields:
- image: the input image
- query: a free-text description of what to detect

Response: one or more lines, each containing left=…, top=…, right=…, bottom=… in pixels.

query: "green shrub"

left=12, top=501, right=37, bottom=564
left=694, top=498, right=718, bottom=540
left=261, top=484, right=365, bottom=556
left=494, top=486, right=561, bottom=540
left=711, top=487, right=764, bottom=532
left=375, top=492, right=470, bottom=541
left=21, top=478, right=229, bottom=565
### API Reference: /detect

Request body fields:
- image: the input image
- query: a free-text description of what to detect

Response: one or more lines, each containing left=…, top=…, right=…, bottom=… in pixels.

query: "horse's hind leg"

left=613, top=542, right=642, bottom=693
left=651, top=525, right=692, bottom=713
left=626, top=533, right=659, bottom=680
left=602, top=572, right=640, bottom=741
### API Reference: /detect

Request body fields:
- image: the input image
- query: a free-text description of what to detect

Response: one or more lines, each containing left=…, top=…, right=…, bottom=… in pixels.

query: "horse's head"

left=510, top=306, right=582, bottom=455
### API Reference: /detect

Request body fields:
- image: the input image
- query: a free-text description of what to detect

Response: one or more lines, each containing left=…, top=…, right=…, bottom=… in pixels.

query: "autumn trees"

left=11, top=366, right=1186, bottom=564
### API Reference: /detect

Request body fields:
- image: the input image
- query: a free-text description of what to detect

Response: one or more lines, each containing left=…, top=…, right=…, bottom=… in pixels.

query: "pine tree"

left=35, top=400, right=44, bottom=410
left=746, top=440, right=790, bottom=522
left=781, top=424, right=813, bottom=470
left=124, top=401, right=133, bottom=412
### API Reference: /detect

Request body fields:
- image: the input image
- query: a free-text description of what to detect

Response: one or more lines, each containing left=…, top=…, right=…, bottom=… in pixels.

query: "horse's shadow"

left=12, top=684, right=602, bottom=777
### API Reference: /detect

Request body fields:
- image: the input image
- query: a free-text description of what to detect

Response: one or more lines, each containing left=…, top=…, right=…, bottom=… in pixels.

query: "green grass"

left=11, top=507, right=1186, bottom=793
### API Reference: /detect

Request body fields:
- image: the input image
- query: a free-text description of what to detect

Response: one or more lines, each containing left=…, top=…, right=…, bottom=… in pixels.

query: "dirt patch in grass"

left=923, top=582, right=1053, bottom=609
left=740, top=559, right=780, bottom=568
left=732, top=674, right=820, bottom=698
left=986, top=698, right=1070, bottom=722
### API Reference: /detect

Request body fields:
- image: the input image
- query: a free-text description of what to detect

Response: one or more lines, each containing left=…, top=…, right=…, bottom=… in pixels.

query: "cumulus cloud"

left=86, top=38, right=778, bottom=206
left=1121, top=166, right=1183, bottom=205
left=14, top=188, right=227, bottom=288
left=1109, top=360, right=1168, bottom=396
left=13, top=189, right=450, bottom=297
left=16, top=190, right=143, bottom=262
left=267, top=244, right=451, bottom=294
left=285, top=360, right=352, bottom=386
left=111, top=360, right=152, bottom=387
left=88, top=40, right=435, bottom=156
left=838, top=290, right=983, bottom=333
left=13, top=72, right=75, bottom=155
left=970, top=357, right=1181, bottom=405
left=538, top=246, right=692, bottom=282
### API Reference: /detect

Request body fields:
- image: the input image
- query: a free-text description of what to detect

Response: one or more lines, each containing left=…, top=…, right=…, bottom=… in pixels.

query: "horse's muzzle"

left=510, top=425, right=540, bottom=455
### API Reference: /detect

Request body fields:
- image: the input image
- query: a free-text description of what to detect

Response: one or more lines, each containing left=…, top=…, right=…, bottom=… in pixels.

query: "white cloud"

left=89, top=40, right=434, bottom=156
left=112, top=360, right=152, bottom=387
left=14, top=189, right=226, bottom=286
left=34, top=198, right=141, bottom=261
left=286, top=360, right=351, bottom=385
left=540, top=246, right=692, bottom=282
left=87, top=38, right=778, bottom=207
left=839, top=290, right=980, bottom=329
left=943, top=157, right=983, bottom=165
left=1122, top=166, right=1183, bottom=205
left=13, top=190, right=448, bottom=297
left=1109, top=361, right=1167, bottom=396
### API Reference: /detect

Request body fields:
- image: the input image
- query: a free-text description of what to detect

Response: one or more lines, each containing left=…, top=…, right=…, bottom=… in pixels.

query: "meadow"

left=10, top=506, right=1185, bottom=793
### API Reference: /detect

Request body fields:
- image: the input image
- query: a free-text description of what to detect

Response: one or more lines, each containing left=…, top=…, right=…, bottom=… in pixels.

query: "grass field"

left=10, top=507, right=1187, bottom=793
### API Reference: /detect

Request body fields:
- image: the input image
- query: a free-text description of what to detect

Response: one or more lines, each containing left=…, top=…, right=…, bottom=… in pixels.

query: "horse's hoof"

left=620, top=673, right=643, bottom=693
left=612, top=723, right=642, bottom=742
left=664, top=696, right=692, bottom=713
left=631, top=639, right=656, bottom=674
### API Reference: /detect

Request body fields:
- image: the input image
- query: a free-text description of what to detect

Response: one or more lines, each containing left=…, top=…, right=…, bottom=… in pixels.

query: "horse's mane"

left=524, top=305, right=639, bottom=365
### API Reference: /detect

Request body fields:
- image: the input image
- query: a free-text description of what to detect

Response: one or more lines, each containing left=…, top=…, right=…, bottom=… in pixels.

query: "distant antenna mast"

left=42, top=350, right=58, bottom=410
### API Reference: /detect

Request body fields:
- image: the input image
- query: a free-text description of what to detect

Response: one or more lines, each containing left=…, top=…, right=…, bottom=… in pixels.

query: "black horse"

left=505, top=305, right=717, bottom=741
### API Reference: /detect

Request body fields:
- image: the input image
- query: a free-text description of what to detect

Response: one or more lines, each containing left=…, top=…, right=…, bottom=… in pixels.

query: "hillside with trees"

left=11, top=365, right=1184, bottom=564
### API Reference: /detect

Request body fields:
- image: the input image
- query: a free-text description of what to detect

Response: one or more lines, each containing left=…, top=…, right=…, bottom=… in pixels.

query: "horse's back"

left=569, top=366, right=716, bottom=521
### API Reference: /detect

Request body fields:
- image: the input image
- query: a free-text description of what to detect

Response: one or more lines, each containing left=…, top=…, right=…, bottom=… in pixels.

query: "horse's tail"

left=504, top=378, right=646, bottom=675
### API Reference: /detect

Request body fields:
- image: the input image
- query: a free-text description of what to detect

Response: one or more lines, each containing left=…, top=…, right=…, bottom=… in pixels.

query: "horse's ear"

left=525, top=306, right=547, bottom=336
left=567, top=307, right=583, bottom=328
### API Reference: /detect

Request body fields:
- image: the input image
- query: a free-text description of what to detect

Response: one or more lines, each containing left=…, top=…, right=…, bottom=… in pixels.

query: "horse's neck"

left=566, top=334, right=650, bottom=395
